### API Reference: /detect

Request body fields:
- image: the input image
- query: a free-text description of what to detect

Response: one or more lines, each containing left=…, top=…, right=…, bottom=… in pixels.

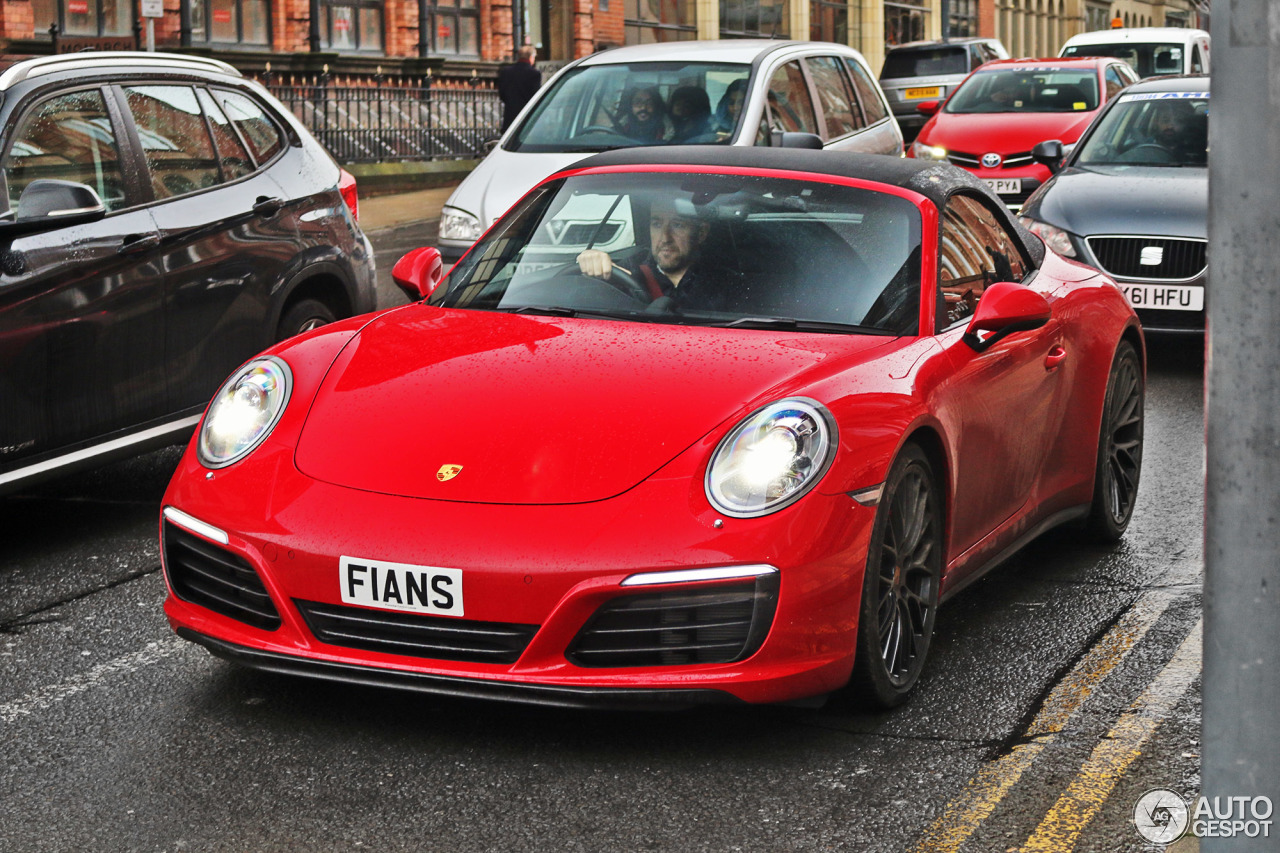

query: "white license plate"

left=340, top=556, right=463, bottom=616
left=984, top=178, right=1022, bottom=195
left=1121, top=283, right=1204, bottom=312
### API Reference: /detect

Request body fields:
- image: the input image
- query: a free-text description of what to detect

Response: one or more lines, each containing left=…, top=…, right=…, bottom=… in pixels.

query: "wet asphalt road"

left=0, top=239, right=1207, bottom=853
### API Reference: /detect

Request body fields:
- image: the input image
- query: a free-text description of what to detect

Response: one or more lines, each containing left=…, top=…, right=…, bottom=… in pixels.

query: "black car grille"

left=947, top=150, right=1033, bottom=169
left=295, top=600, right=538, bottom=664
left=1087, top=237, right=1207, bottom=281
left=567, top=575, right=780, bottom=668
left=163, top=521, right=281, bottom=631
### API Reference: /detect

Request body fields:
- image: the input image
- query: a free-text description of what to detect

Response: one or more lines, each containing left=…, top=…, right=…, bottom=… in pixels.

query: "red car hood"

left=294, top=306, right=892, bottom=504
left=925, top=111, right=1097, bottom=154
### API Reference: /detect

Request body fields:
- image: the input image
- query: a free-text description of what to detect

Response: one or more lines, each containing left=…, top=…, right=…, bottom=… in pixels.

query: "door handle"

left=253, top=196, right=284, bottom=217
left=117, top=233, right=161, bottom=255
left=1045, top=345, right=1068, bottom=371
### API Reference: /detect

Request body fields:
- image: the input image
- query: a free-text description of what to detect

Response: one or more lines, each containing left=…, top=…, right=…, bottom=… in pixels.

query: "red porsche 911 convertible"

left=160, top=147, right=1144, bottom=710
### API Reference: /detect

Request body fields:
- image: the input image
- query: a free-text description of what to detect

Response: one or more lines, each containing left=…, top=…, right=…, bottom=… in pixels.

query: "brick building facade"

left=0, top=0, right=1205, bottom=81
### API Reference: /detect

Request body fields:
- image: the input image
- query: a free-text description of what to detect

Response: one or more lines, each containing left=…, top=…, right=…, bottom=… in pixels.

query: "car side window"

left=124, top=85, right=223, bottom=200
left=2, top=89, right=128, bottom=214
left=213, top=90, right=285, bottom=165
left=766, top=62, right=819, bottom=135
left=196, top=88, right=254, bottom=180
left=806, top=56, right=864, bottom=137
left=939, top=194, right=1028, bottom=330
left=843, top=59, right=889, bottom=124
left=1191, top=46, right=1205, bottom=74
left=1104, top=65, right=1127, bottom=100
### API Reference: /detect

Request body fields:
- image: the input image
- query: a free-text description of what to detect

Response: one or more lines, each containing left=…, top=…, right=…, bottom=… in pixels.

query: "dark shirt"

left=636, top=253, right=739, bottom=313
left=497, top=60, right=542, bottom=130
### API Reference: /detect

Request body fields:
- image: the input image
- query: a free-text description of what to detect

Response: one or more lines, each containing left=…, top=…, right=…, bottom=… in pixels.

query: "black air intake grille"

left=567, top=575, right=780, bottom=668
left=295, top=600, right=538, bottom=664
left=163, top=521, right=280, bottom=631
left=1087, top=236, right=1206, bottom=280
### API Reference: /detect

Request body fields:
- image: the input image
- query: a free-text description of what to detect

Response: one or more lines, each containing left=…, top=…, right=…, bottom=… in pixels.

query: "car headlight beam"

left=198, top=357, right=292, bottom=468
left=706, top=398, right=838, bottom=518
left=911, top=141, right=950, bottom=162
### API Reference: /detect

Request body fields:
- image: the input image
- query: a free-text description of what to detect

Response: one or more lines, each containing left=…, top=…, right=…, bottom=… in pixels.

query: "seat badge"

left=436, top=464, right=463, bottom=482
left=1140, top=246, right=1164, bottom=266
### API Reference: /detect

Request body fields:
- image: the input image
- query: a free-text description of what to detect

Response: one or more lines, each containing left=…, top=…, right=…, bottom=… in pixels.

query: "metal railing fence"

left=265, top=80, right=502, bottom=163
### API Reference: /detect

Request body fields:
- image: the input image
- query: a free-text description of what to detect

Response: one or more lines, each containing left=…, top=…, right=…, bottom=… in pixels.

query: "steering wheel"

left=1120, top=143, right=1175, bottom=163
left=557, top=261, right=652, bottom=304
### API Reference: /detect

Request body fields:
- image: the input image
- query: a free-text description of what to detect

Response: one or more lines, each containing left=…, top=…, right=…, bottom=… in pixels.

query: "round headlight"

left=198, top=357, right=293, bottom=468
left=706, top=398, right=838, bottom=518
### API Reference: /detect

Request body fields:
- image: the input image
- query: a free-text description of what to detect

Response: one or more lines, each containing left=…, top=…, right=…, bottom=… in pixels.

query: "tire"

left=848, top=444, right=943, bottom=709
left=1085, top=340, right=1144, bottom=541
left=277, top=298, right=337, bottom=341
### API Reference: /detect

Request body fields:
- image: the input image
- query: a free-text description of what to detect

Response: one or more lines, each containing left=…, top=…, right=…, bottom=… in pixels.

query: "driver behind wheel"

left=575, top=196, right=738, bottom=311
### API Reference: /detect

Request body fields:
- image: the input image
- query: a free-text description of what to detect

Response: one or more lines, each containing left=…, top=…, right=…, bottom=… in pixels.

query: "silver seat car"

left=438, top=39, right=903, bottom=263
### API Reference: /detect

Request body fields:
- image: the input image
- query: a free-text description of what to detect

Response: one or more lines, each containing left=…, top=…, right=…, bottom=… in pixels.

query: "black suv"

left=0, top=52, right=376, bottom=494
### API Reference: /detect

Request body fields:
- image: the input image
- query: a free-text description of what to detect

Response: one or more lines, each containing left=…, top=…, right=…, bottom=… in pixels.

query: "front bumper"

left=160, top=442, right=874, bottom=707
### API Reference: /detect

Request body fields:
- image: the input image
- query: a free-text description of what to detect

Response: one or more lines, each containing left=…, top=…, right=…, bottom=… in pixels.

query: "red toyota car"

left=908, top=57, right=1139, bottom=209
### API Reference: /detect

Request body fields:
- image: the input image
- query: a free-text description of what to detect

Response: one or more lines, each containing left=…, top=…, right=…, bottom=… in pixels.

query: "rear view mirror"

left=392, top=246, right=445, bottom=301
left=771, top=131, right=824, bottom=150
left=8, top=180, right=106, bottom=231
left=963, top=282, right=1051, bottom=351
left=1032, top=139, right=1066, bottom=173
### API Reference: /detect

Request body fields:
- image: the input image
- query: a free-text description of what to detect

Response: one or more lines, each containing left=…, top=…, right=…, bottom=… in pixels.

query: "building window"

left=426, top=0, right=479, bottom=55
left=54, top=0, right=132, bottom=36
left=885, top=1, right=927, bottom=46
left=721, top=0, right=789, bottom=37
left=1085, top=1, right=1109, bottom=31
left=625, top=0, right=696, bottom=43
left=189, top=0, right=271, bottom=45
left=810, top=0, right=847, bottom=43
left=321, top=0, right=384, bottom=51
left=947, top=0, right=976, bottom=37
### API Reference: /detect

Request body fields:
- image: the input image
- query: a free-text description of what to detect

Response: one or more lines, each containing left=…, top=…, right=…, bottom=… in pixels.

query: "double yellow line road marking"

left=913, top=590, right=1200, bottom=852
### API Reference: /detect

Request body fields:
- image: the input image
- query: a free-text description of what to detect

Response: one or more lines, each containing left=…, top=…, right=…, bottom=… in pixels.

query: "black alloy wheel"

left=850, top=443, right=943, bottom=708
left=277, top=298, right=337, bottom=341
left=1086, top=340, right=1144, bottom=541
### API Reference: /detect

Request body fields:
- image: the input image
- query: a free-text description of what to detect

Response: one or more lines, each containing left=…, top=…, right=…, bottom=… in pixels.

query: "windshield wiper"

left=718, top=316, right=893, bottom=335
left=508, top=304, right=577, bottom=317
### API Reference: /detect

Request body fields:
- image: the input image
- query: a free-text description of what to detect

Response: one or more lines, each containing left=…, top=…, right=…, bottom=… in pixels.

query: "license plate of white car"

left=1121, top=283, right=1204, bottom=312
left=340, top=556, right=464, bottom=616
left=984, top=178, right=1022, bottom=195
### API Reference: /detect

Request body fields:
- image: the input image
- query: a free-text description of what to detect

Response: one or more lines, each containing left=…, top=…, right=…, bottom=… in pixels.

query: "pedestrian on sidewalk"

left=498, top=45, right=541, bottom=132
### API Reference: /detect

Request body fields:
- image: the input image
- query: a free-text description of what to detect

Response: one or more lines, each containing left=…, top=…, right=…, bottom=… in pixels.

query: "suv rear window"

left=881, top=47, right=969, bottom=80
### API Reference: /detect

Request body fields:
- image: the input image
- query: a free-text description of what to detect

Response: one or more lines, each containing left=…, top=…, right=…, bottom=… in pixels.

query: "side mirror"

left=481, top=138, right=501, bottom=155
left=1031, top=139, right=1065, bottom=173
left=916, top=100, right=941, bottom=117
left=771, top=131, right=824, bottom=150
left=12, top=179, right=106, bottom=227
left=392, top=246, right=444, bottom=301
left=963, top=282, right=1051, bottom=351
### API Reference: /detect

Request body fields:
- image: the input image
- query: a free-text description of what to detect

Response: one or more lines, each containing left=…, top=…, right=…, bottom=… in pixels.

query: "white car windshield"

left=1061, top=43, right=1184, bottom=78
left=433, top=172, right=924, bottom=335
left=507, top=62, right=753, bottom=153
left=1075, top=91, right=1209, bottom=167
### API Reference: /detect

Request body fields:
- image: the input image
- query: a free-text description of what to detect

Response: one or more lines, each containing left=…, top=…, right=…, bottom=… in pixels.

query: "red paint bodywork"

left=160, top=163, right=1141, bottom=707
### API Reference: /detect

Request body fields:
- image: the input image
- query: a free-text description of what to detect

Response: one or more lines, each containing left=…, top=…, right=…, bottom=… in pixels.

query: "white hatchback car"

left=437, top=39, right=903, bottom=262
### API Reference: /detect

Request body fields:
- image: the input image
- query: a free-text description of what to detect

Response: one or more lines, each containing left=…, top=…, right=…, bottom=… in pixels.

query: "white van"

left=1059, top=27, right=1210, bottom=78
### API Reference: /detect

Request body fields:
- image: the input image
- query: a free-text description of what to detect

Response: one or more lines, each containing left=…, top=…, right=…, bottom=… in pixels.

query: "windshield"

left=1061, top=43, right=1183, bottom=77
left=507, top=62, right=752, bottom=153
left=1075, top=91, right=1208, bottom=167
left=946, top=67, right=1099, bottom=114
left=434, top=172, right=923, bottom=335
left=881, top=47, right=969, bottom=80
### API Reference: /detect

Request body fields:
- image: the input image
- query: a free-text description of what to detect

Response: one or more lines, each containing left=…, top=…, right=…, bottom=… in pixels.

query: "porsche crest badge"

left=436, top=464, right=463, bottom=482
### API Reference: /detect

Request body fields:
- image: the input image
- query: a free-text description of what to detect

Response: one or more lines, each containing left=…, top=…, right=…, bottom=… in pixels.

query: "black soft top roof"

left=570, top=146, right=1045, bottom=266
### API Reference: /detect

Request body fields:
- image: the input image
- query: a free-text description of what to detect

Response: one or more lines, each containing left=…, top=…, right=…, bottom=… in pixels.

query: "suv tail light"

left=338, top=168, right=359, bottom=222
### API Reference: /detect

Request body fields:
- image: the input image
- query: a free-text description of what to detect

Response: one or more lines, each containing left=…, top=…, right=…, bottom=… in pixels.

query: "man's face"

left=1153, top=110, right=1183, bottom=145
left=631, top=92, right=655, bottom=122
left=649, top=205, right=708, bottom=274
